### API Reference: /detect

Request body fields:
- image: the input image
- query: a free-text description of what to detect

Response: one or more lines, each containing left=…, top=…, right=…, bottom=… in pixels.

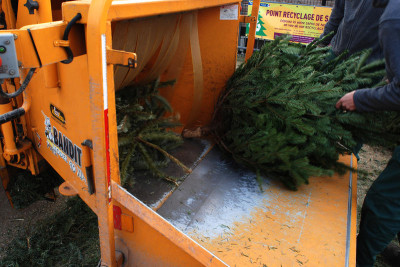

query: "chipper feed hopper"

left=0, top=0, right=357, bottom=265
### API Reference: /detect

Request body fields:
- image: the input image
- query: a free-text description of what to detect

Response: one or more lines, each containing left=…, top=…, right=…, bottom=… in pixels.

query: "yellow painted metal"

left=0, top=102, right=17, bottom=156
left=160, top=7, right=239, bottom=129
left=245, top=0, right=260, bottom=61
left=86, top=0, right=116, bottom=264
left=0, top=0, right=358, bottom=265
left=1, top=0, right=16, bottom=29
left=106, top=48, right=137, bottom=67
left=53, top=40, right=70, bottom=47
left=112, top=181, right=227, bottom=266
left=38, top=0, right=61, bottom=90
left=43, top=64, right=60, bottom=88
left=24, top=54, right=98, bottom=211
left=112, top=13, right=184, bottom=89
left=9, top=84, right=30, bottom=140
left=240, top=15, right=256, bottom=24
left=0, top=99, right=15, bottom=204
left=59, top=181, right=79, bottom=196
left=9, top=22, right=85, bottom=68
left=187, top=154, right=357, bottom=266
left=0, top=90, right=35, bottom=173
left=0, top=71, right=41, bottom=176
left=83, top=0, right=240, bottom=264
left=63, top=0, right=240, bottom=23
left=120, top=213, right=133, bottom=233
left=16, top=0, right=53, bottom=28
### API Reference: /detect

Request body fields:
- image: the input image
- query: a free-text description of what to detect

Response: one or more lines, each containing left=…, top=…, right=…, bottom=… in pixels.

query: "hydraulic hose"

left=61, top=13, right=82, bottom=64
left=0, top=69, right=34, bottom=125
left=0, top=68, right=36, bottom=99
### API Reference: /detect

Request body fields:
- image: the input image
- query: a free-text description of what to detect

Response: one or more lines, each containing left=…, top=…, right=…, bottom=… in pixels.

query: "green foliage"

left=214, top=36, right=399, bottom=190
left=0, top=197, right=99, bottom=267
left=116, top=79, right=185, bottom=187
left=8, top=168, right=63, bottom=209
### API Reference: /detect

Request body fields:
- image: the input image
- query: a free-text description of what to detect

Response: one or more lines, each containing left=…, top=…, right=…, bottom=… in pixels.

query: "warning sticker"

left=220, top=4, right=238, bottom=20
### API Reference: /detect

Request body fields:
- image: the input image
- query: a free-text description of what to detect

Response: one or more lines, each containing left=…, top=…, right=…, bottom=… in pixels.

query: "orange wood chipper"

left=0, top=0, right=357, bottom=266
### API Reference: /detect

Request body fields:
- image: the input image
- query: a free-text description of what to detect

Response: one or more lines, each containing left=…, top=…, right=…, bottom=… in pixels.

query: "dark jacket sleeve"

left=354, top=83, right=400, bottom=112
left=353, top=19, right=400, bottom=112
left=319, top=0, right=345, bottom=45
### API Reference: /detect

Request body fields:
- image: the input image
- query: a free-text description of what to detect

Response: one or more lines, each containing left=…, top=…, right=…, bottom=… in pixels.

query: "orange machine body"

left=0, top=0, right=356, bottom=266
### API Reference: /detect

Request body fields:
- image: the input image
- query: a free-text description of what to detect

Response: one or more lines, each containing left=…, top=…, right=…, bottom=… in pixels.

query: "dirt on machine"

left=0, top=0, right=356, bottom=266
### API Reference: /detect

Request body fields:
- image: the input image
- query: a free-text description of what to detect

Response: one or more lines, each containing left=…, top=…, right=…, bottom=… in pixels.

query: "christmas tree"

left=116, top=79, right=189, bottom=187
left=213, top=36, right=400, bottom=190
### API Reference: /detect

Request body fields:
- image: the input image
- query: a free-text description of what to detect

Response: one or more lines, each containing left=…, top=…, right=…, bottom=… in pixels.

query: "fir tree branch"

left=137, top=137, right=191, bottom=174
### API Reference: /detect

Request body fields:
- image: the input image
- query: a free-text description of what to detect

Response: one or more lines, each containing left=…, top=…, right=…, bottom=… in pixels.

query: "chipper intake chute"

left=0, top=0, right=357, bottom=265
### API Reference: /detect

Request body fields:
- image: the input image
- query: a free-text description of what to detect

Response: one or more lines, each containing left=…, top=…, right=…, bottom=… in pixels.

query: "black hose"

left=0, top=68, right=36, bottom=99
left=61, top=13, right=82, bottom=64
left=0, top=107, right=25, bottom=125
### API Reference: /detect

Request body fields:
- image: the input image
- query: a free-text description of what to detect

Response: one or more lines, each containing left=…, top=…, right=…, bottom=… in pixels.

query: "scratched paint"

left=185, top=171, right=270, bottom=238
left=162, top=154, right=272, bottom=238
left=165, top=155, right=356, bottom=266
left=150, top=140, right=213, bottom=210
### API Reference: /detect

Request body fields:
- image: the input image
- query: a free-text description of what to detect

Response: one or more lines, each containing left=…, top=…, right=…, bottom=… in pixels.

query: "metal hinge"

left=240, top=15, right=256, bottom=23
left=106, top=48, right=137, bottom=68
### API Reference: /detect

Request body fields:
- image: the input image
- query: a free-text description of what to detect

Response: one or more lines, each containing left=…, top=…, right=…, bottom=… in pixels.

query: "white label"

left=42, top=112, right=87, bottom=184
left=220, top=4, right=238, bottom=20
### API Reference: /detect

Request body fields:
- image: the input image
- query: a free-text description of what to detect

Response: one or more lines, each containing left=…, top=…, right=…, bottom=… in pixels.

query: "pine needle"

left=116, top=79, right=185, bottom=187
left=213, top=36, right=399, bottom=190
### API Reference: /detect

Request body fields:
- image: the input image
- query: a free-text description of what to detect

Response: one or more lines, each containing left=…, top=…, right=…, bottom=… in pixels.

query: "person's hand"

left=336, top=91, right=356, bottom=111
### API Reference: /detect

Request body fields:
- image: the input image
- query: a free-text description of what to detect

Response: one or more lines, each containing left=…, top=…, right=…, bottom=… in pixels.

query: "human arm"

left=352, top=18, right=400, bottom=112
left=319, top=0, right=345, bottom=46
